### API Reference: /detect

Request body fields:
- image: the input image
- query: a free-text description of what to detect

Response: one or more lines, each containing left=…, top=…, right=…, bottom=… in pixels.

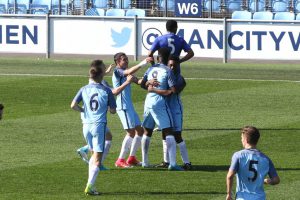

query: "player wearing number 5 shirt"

left=226, top=126, right=280, bottom=200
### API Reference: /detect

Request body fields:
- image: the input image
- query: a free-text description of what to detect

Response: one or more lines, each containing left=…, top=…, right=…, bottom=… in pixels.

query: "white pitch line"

left=0, top=73, right=299, bottom=83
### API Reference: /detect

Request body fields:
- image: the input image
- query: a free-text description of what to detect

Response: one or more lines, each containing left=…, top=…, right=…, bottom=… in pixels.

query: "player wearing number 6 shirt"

left=226, top=126, right=280, bottom=200
left=71, top=60, right=116, bottom=195
left=148, top=19, right=194, bottom=74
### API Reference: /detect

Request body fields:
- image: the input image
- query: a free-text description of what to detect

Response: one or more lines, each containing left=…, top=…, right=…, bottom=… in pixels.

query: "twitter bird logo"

left=111, top=27, right=132, bottom=47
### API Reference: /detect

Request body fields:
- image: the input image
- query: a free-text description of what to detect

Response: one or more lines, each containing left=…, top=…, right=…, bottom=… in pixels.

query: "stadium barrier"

left=0, top=14, right=300, bottom=62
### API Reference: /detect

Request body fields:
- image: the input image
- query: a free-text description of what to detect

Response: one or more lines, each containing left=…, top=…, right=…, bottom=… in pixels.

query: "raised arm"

left=123, top=58, right=150, bottom=75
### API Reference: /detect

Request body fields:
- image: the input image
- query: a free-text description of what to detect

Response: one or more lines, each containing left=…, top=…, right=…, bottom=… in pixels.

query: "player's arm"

left=148, top=85, right=175, bottom=96
left=71, top=89, right=84, bottom=112
left=123, top=57, right=153, bottom=75
left=0, top=103, right=4, bottom=121
left=226, top=169, right=236, bottom=200
left=174, top=76, right=186, bottom=94
left=107, top=89, right=117, bottom=114
left=264, top=160, right=280, bottom=185
left=111, top=75, right=135, bottom=95
left=105, top=63, right=115, bottom=74
left=70, top=101, right=84, bottom=112
left=264, top=176, right=280, bottom=185
left=179, top=49, right=194, bottom=63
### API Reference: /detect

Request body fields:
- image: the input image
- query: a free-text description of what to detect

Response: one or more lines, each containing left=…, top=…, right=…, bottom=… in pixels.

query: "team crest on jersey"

left=152, top=71, right=158, bottom=79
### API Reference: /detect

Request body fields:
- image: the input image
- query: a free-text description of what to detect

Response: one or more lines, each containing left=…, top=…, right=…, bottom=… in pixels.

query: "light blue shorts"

left=83, top=123, right=106, bottom=153
left=117, top=109, right=141, bottom=130
left=142, top=106, right=173, bottom=130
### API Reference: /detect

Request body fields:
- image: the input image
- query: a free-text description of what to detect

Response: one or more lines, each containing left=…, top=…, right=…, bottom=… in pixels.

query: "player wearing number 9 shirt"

left=148, top=19, right=194, bottom=75
left=226, top=126, right=280, bottom=200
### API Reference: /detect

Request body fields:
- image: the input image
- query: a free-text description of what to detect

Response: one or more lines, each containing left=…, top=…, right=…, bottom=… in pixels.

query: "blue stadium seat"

left=8, top=0, right=30, bottom=14
left=295, top=1, right=300, bottom=13
left=204, top=0, right=220, bottom=11
left=272, top=0, right=288, bottom=12
left=0, top=0, right=7, bottom=14
left=115, top=0, right=131, bottom=9
left=249, top=0, right=265, bottom=12
left=52, top=0, right=68, bottom=15
left=125, top=8, right=145, bottom=17
left=232, top=10, right=252, bottom=19
left=160, top=0, right=175, bottom=10
left=274, top=12, right=295, bottom=20
left=93, top=0, right=107, bottom=8
left=105, top=8, right=125, bottom=16
left=296, top=13, right=300, bottom=19
left=253, top=11, right=273, bottom=20
left=30, top=0, right=51, bottom=14
left=227, top=0, right=242, bottom=12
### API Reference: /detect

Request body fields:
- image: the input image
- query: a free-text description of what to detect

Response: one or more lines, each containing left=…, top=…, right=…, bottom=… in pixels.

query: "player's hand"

left=147, top=85, right=154, bottom=92
left=146, top=56, right=154, bottom=64
left=226, top=194, right=232, bottom=200
left=264, top=178, right=271, bottom=184
left=147, top=79, right=160, bottom=87
left=105, top=63, right=115, bottom=74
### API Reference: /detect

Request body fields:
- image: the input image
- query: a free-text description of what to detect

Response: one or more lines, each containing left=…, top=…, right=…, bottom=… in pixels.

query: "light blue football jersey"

left=143, top=63, right=176, bottom=109
left=112, top=67, right=133, bottom=110
left=73, top=82, right=116, bottom=124
left=229, top=149, right=278, bottom=200
left=166, top=73, right=185, bottom=111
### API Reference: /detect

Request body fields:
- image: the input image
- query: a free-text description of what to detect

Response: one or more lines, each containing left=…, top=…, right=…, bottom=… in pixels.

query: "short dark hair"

left=0, top=103, right=4, bottom=110
left=89, top=60, right=103, bottom=80
left=114, top=52, right=126, bottom=64
left=166, top=20, right=178, bottom=32
left=90, top=59, right=104, bottom=69
left=158, top=47, right=171, bottom=65
left=241, top=126, right=260, bottom=145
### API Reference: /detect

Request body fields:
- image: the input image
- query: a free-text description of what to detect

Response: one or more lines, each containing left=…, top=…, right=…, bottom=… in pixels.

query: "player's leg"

left=155, top=132, right=170, bottom=168
left=78, top=124, right=92, bottom=164
left=141, top=108, right=155, bottom=167
left=126, top=110, right=143, bottom=166
left=100, top=127, right=112, bottom=170
left=174, top=132, right=192, bottom=170
left=115, top=109, right=135, bottom=168
left=85, top=123, right=105, bottom=195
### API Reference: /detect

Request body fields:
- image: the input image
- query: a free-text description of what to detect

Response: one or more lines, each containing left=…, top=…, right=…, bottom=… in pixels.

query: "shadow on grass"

left=184, top=128, right=300, bottom=131
left=102, top=191, right=226, bottom=196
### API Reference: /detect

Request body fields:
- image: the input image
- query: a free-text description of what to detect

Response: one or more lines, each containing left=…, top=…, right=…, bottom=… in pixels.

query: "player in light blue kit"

left=76, top=63, right=135, bottom=170
left=71, top=60, right=117, bottom=195
left=112, top=53, right=150, bottom=168
left=140, top=48, right=182, bottom=171
left=148, top=19, right=194, bottom=74
left=226, top=126, right=280, bottom=200
left=155, top=55, right=192, bottom=170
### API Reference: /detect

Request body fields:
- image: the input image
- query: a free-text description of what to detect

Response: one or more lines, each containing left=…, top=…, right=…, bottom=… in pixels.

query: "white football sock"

left=162, top=140, right=169, bottom=163
left=88, top=157, right=99, bottom=185
left=178, top=141, right=190, bottom=164
left=141, top=135, right=151, bottom=165
left=166, top=135, right=177, bottom=166
left=118, top=135, right=133, bottom=159
left=129, top=135, right=142, bottom=157
left=101, top=140, right=112, bottom=163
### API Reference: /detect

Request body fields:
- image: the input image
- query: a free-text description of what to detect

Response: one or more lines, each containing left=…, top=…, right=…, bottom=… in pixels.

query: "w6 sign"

left=175, top=0, right=202, bottom=17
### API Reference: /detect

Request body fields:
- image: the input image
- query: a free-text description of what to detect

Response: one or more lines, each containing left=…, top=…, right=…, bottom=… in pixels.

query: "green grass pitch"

left=0, top=57, right=299, bottom=199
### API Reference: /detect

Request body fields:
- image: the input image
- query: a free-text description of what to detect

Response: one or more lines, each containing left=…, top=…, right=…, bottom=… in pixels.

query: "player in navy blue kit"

left=226, top=126, right=280, bottom=200
left=148, top=19, right=194, bottom=74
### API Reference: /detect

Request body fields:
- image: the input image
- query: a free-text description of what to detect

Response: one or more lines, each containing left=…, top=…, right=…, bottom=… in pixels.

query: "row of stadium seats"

left=204, top=0, right=300, bottom=13
left=0, top=0, right=174, bottom=15
left=232, top=10, right=300, bottom=20
left=85, top=8, right=145, bottom=16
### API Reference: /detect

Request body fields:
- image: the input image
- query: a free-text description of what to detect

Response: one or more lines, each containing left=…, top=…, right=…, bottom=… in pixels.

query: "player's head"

left=168, top=55, right=180, bottom=72
left=0, top=103, right=4, bottom=121
left=89, top=60, right=104, bottom=82
left=157, top=47, right=171, bottom=65
left=166, top=20, right=178, bottom=34
left=241, top=126, right=260, bottom=147
left=114, top=52, right=128, bottom=69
